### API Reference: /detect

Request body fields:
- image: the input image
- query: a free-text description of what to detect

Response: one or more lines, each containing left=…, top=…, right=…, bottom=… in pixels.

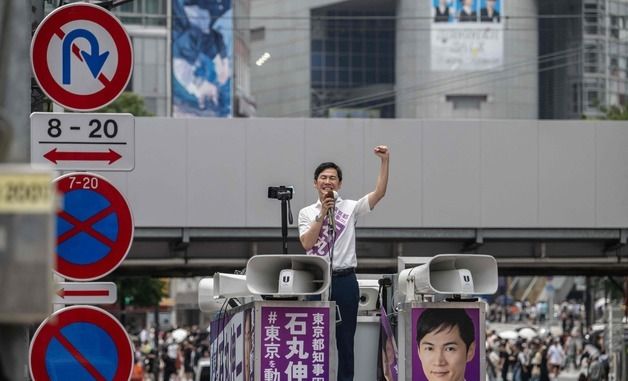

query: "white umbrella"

left=518, top=327, right=538, bottom=339
left=498, top=330, right=518, bottom=340
left=594, top=298, right=609, bottom=309
left=172, top=328, right=189, bottom=343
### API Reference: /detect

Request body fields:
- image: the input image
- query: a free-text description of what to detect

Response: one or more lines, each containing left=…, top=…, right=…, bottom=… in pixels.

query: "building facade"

left=250, top=0, right=539, bottom=119
left=41, top=0, right=627, bottom=118
left=540, top=0, right=628, bottom=119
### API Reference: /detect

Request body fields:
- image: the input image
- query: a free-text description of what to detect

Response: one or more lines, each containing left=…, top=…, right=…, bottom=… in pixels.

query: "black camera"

left=268, top=186, right=294, bottom=201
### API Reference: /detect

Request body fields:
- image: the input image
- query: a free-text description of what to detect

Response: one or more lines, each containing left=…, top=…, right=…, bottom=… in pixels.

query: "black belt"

left=332, top=267, right=355, bottom=276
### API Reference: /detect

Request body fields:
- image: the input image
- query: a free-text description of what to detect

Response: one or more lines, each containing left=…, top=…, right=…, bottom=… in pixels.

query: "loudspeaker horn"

left=398, top=254, right=498, bottom=302
left=246, top=255, right=330, bottom=296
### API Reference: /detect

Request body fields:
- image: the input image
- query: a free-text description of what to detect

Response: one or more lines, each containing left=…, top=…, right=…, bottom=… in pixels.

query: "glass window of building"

left=310, top=6, right=395, bottom=118
left=114, top=0, right=167, bottom=27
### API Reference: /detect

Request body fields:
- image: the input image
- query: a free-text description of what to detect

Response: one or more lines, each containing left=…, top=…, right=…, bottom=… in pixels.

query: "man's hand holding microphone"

left=321, top=190, right=336, bottom=230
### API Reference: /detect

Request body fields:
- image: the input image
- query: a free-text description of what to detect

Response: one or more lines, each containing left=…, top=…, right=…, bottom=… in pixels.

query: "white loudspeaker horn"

left=398, top=254, right=498, bottom=302
left=213, top=272, right=249, bottom=298
left=246, top=255, right=330, bottom=296
left=358, top=279, right=380, bottom=312
left=198, top=278, right=226, bottom=313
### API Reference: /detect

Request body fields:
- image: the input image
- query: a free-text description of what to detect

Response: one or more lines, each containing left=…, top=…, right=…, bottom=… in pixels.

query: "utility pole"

left=0, top=1, right=48, bottom=381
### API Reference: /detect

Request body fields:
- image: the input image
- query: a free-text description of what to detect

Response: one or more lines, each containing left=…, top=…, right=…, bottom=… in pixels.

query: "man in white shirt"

left=547, top=339, right=565, bottom=379
left=298, top=145, right=390, bottom=381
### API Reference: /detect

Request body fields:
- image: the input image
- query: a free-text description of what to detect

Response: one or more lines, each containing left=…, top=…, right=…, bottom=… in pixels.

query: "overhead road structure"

left=116, top=227, right=628, bottom=277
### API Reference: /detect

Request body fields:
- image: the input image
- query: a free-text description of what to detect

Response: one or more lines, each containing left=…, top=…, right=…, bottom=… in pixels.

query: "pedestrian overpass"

left=97, top=118, right=627, bottom=277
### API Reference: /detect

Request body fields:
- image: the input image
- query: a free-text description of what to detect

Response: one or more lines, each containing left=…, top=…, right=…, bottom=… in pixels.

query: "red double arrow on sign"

left=44, top=148, right=122, bottom=164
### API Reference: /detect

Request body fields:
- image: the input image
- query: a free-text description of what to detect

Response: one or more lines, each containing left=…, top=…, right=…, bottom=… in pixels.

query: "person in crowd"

left=547, top=338, right=565, bottom=379
left=588, top=354, right=605, bottom=381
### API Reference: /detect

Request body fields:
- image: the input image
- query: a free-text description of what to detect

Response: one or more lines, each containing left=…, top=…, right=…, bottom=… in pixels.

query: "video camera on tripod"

left=267, top=186, right=294, bottom=253
left=267, top=185, right=293, bottom=200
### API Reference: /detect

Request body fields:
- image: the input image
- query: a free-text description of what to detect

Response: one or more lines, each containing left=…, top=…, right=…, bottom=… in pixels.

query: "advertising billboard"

left=431, top=0, right=504, bottom=71
left=172, top=0, right=233, bottom=117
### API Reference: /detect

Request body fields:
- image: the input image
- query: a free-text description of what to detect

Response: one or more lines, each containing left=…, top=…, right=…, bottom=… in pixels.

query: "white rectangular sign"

left=431, top=23, right=503, bottom=71
left=53, top=282, right=117, bottom=305
left=30, top=112, right=134, bottom=171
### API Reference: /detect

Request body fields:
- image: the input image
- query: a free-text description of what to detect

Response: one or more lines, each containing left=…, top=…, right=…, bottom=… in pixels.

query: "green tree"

left=117, top=277, right=166, bottom=307
left=96, top=91, right=154, bottom=116
left=600, top=103, right=628, bottom=120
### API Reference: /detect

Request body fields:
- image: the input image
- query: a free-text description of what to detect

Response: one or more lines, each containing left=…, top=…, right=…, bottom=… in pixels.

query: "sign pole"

left=52, top=274, right=66, bottom=312
left=26, top=3, right=136, bottom=381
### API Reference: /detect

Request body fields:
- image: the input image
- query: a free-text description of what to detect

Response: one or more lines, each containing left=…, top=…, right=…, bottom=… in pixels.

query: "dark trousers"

left=331, top=272, right=359, bottom=381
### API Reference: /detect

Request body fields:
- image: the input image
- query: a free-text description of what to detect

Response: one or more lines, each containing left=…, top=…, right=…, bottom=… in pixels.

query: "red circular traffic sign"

left=29, top=305, right=133, bottom=381
left=55, top=173, right=133, bottom=281
left=31, top=2, right=133, bottom=111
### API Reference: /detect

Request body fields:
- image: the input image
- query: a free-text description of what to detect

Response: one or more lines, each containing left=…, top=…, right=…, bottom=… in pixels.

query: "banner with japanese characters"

left=430, top=0, right=504, bottom=71
left=209, top=307, right=254, bottom=381
left=260, top=305, right=333, bottom=381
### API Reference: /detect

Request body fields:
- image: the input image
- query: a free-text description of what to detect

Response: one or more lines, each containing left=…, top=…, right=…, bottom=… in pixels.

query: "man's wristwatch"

left=315, top=214, right=323, bottom=222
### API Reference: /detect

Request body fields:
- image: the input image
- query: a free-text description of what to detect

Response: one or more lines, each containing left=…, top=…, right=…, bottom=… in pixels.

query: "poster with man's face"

left=411, top=303, right=484, bottom=381
left=430, top=0, right=504, bottom=71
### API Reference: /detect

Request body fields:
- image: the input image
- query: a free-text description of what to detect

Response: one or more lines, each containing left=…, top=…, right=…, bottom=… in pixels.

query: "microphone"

left=325, top=191, right=337, bottom=230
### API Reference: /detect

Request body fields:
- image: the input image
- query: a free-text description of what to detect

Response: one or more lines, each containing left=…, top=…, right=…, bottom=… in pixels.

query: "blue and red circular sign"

left=29, top=305, right=133, bottom=381
left=55, top=173, right=133, bottom=281
left=31, top=2, right=133, bottom=111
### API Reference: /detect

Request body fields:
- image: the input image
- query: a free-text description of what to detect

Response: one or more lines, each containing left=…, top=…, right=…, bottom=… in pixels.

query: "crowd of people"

left=129, top=325, right=211, bottom=381
left=486, top=301, right=610, bottom=381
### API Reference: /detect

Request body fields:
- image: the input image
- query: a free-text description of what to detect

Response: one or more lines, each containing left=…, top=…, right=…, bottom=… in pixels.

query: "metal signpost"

left=28, top=3, right=136, bottom=380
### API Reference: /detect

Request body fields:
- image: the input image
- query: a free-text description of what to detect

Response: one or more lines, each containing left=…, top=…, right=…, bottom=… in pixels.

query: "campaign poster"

left=411, top=303, right=485, bottom=381
left=430, top=0, right=504, bottom=71
left=381, top=306, right=399, bottom=381
left=260, top=305, right=332, bottom=381
left=210, top=306, right=254, bottom=381
left=172, top=0, right=233, bottom=117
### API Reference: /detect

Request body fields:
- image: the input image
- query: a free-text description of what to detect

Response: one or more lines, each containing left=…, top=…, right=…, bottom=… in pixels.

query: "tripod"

left=268, top=186, right=294, bottom=254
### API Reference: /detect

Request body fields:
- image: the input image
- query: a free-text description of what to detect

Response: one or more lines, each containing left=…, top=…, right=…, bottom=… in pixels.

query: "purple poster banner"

left=261, top=306, right=331, bottom=381
left=210, top=307, right=254, bottom=381
left=411, top=306, right=482, bottom=381
left=381, top=306, right=399, bottom=381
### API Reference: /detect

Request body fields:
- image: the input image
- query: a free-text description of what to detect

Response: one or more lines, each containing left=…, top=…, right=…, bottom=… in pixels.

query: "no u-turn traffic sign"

left=31, top=2, right=133, bottom=111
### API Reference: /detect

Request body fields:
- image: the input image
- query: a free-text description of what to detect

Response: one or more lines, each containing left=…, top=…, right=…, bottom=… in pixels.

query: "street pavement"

left=556, top=367, right=584, bottom=381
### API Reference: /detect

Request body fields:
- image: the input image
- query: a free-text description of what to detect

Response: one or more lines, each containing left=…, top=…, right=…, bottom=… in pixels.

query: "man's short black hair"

left=314, top=162, right=343, bottom=182
left=416, top=308, right=475, bottom=352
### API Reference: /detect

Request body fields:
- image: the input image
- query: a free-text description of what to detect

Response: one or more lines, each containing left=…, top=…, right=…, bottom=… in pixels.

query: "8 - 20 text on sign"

left=30, top=112, right=134, bottom=171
